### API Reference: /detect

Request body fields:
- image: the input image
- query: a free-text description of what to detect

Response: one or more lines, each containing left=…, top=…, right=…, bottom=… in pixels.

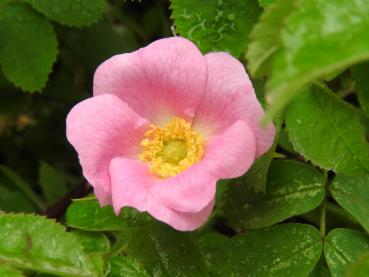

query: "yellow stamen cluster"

left=139, top=117, right=204, bottom=178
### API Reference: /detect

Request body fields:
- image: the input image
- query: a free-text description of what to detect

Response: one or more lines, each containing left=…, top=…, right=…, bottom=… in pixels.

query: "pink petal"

left=93, top=37, right=207, bottom=124
left=205, top=121, right=257, bottom=178
left=110, top=157, right=214, bottom=231
left=153, top=169, right=217, bottom=213
left=193, top=52, right=275, bottom=157
left=66, top=94, right=149, bottom=205
left=151, top=121, right=256, bottom=213
left=110, top=158, right=155, bottom=213
left=147, top=197, right=215, bottom=231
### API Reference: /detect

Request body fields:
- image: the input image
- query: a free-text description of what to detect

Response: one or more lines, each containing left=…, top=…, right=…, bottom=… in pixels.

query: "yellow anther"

left=144, top=130, right=154, bottom=136
left=139, top=117, right=204, bottom=178
left=140, top=138, right=150, bottom=147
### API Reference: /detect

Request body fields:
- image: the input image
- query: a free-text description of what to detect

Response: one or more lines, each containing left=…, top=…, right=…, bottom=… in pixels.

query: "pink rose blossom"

left=66, top=37, right=275, bottom=231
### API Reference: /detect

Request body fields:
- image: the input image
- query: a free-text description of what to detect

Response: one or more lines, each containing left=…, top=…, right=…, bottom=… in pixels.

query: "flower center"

left=162, top=140, right=187, bottom=163
left=139, top=117, right=204, bottom=178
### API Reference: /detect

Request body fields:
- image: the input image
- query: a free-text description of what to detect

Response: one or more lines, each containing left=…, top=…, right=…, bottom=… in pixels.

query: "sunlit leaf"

left=72, top=230, right=111, bottom=254
left=171, top=0, right=261, bottom=57
left=0, top=214, right=99, bottom=277
left=325, top=228, right=369, bottom=277
left=286, top=85, right=369, bottom=175
left=0, top=264, right=24, bottom=277
left=265, top=0, right=369, bottom=121
left=247, top=0, right=294, bottom=76
left=66, top=198, right=148, bottom=231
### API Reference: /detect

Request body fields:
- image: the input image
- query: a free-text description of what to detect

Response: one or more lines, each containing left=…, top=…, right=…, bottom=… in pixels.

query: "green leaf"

left=215, top=179, right=230, bottom=206
left=330, top=175, right=369, bottom=233
left=171, top=0, right=261, bottom=57
left=0, top=3, right=58, bottom=92
left=285, top=85, right=369, bottom=175
left=0, top=165, right=46, bottom=210
left=0, top=214, right=99, bottom=277
left=324, top=228, right=369, bottom=277
left=197, top=232, right=228, bottom=254
left=26, top=0, right=106, bottom=27
left=209, top=223, right=322, bottom=276
left=246, top=0, right=294, bottom=76
left=72, top=230, right=111, bottom=254
left=223, top=160, right=325, bottom=229
left=197, top=232, right=228, bottom=250
left=0, top=264, right=24, bottom=277
left=0, top=68, right=11, bottom=89
left=347, top=252, right=369, bottom=277
left=108, top=256, right=150, bottom=277
left=0, top=185, right=36, bottom=212
left=0, top=165, right=37, bottom=214
left=66, top=198, right=147, bottom=231
left=236, top=153, right=273, bottom=193
left=197, top=232, right=228, bottom=269
left=121, top=220, right=209, bottom=277
left=209, top=179, right=231, bottom=220
left=91, top=257, right=105, bottom=277
left=278, top=128, right=297, bottom=154
left=308, top=260, right=331, bottom=277
left=224, top=113, right=282, bottom=194
left=258, top=0, right=275, bottom=8
left=264, top=0, right=369, bottom=122
left=353, top=62, right=369, bottom=118
left=39, top=161, right=68, bottom=206
left=303, top=202, right=361, bottom=233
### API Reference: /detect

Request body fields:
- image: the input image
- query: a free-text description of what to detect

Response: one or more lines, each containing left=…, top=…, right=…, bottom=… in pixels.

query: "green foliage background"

left=1, top=0, right=369, bottom=276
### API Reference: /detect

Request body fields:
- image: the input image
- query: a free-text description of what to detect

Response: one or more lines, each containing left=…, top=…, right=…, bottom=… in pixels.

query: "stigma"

left=139, top=117, right=204, bottom=178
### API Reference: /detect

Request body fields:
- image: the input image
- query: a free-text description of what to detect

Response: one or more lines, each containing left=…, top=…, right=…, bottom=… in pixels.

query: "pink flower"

left=66, top=37, right=275, bottom=231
